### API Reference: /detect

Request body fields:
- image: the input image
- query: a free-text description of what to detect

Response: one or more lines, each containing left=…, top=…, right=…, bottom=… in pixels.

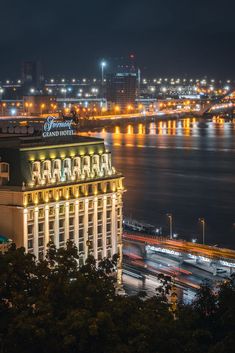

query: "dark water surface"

left=84, top=118, right=235, bottom=249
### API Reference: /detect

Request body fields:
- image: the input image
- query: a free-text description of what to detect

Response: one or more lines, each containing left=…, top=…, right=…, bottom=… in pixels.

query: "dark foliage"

left=0, top=242, right=235, bottom=353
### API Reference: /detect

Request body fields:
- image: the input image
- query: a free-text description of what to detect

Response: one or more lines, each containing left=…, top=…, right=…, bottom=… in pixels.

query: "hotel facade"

left=0, top=128, right=124, bottom=283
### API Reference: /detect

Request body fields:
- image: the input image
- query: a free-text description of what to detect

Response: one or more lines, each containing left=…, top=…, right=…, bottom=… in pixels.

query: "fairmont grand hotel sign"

left=42, top=116, right=74, bottom=138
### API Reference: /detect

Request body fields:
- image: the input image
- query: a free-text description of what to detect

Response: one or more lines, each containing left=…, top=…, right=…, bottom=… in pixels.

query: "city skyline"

left=1, top=0, right=235, bottom=79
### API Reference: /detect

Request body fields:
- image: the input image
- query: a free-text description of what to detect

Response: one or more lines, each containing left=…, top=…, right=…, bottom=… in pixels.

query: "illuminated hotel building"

left=0, top=132, right=124, bottom=282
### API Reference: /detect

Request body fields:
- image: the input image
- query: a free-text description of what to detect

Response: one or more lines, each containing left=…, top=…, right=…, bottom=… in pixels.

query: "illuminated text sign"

left=42, top=116, right=74, bottom=137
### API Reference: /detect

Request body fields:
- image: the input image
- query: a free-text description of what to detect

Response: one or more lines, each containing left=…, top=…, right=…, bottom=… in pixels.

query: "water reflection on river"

left=83, top=117, right=235, bottom=248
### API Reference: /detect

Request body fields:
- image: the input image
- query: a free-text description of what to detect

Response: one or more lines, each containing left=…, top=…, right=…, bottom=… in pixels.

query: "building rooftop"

left=0, top=134, right=103, bottom=150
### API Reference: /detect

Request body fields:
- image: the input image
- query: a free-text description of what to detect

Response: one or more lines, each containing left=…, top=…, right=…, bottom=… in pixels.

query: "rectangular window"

left=59, top=205, right=64, bottom=214
left=98, top=225, right=102, bottom=234
left=39, top=208, right=44, bottom=218
left=29, top=210, right=34, bottom=220
left=107, top=223, right=111, bottom=232
left=28, top=224, right=33, bottom=234
left=79, top=186, right=83, bottom=196
left=38, top=192, right=43, bottom=202
left=69, top=187, right=73, bottom=197
left=79, top=228, right=84, bottom=238
left=38, top=237, right=44, bottom=247
left=49, top=221, right=54, bottom=230
left=69, top=218, right=74, bottom=226
left=79, top=215, right=84, bottom=225
left=88, top=227, right=93, bottom=236
left=69, top=203, right=74, bottom=213
left=98, top=239, right=102, bottom=248
left=88, top=213, right=93, bottom=223
left=88, top=200, right=93, bottom=209
left=28, top=239, right=33, bottom=249
left=38, top=223, right=44, bottom=232
left=79, top=243, right=84, bottom=252
left=98, top=212, right=102, bottom=220
left=49, top=207, right=54, bottom=216
left=59, top=233, right=64, bottom=242
left=79, top=202, right=84, bottom=211
left=59, top=219, right=64, bottom=228
left=107, top=210, right=111, bottom=219
left=69, top=231, right=74, bottom=240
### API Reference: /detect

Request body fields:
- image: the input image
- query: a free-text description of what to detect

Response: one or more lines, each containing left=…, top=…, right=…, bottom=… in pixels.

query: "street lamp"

left=101, top=61, right=106, bottom=85
left=167, top=213, right=173, bottom=240
left=199, top=218, right=205, bottom=245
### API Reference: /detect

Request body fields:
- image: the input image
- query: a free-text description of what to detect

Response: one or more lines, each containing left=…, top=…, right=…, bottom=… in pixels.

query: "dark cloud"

left=0, top=0, right=235, bottom=78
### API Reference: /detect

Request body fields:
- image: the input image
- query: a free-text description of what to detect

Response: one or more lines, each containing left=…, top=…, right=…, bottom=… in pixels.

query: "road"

left=122, top=237, right=230, bottom=302
left=123, top=232, right=235, bottom=262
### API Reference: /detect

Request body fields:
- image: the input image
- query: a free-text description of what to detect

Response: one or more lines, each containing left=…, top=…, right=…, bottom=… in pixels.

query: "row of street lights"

left=167, top=213, right=205, bottom=245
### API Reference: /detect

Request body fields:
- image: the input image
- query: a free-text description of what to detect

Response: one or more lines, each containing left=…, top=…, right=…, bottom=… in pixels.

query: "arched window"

left=63, top=158, right=71, bottom=181
left=41, top=160, right=51, bottom=184
left=92, top=154, right=100, bottom=177
left=52, top=159, right=61, bottom=182
left=82, top=156, right=90, bottom=179
left=72, top=157, right=81, bottom=180
left=32, top=161, right=41, bottom=185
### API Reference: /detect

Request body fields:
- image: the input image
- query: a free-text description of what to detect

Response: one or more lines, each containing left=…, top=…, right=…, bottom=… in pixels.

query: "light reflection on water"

left=82, top=117, right=235, bottom=248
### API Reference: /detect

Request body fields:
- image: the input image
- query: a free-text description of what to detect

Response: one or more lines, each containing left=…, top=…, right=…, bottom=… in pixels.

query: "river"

left=82, top=117, right=235, bottom=249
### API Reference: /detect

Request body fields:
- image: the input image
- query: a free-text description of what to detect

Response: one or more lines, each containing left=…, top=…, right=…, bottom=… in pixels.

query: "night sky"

left=1, top=0, right=235, bottom=79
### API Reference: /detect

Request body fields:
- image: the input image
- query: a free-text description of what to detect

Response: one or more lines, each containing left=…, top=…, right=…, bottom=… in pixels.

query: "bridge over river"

left=123, top=232, right=235, bottom=273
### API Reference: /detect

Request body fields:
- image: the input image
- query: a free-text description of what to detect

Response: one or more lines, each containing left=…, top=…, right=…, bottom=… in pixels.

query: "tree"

left=1, top=242, right=235, bottom=353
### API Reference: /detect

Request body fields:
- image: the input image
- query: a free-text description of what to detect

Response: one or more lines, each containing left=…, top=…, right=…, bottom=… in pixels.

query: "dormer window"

left=32, top=161, right=41, bottom=185
left=32, top=163, right=40, bottom=172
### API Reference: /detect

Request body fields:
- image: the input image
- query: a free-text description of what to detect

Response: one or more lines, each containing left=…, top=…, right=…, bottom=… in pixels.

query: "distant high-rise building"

left=106, top=56, right=137, bottom=110
left=22, top=61, right=44, bottom=91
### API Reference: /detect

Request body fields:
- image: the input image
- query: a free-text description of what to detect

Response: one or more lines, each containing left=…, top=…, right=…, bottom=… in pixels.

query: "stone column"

left=84, top=198, right=89, bottom=260
left=34, top=207, right=39, bottom=259
left=54, top=203, right=59, bottom=248
left=111, top=193, right=117, bottom=256
left=65, top=201, right=69, bottom=242
left=102, top=195, right=107, bottom=258
left=93, top=196, right=98, bottom=259
left=74, top=200, right=79, bottom=248
left=23, top=208, right=28, bottom=252
left=44, top=205, right=49, bottom=254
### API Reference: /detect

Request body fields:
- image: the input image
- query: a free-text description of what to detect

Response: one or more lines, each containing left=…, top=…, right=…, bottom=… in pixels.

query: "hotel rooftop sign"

left=42, top=116, right=74, bottom=138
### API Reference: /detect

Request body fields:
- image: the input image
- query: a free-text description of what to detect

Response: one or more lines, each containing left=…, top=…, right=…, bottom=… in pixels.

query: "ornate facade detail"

left=30, top=153, right=115, bottom=187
